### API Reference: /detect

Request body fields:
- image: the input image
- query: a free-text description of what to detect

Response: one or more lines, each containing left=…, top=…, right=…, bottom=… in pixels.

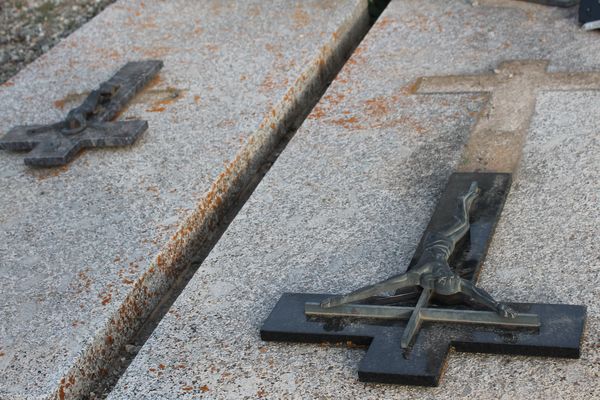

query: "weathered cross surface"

left=0, top=60, right=162, bottom=166
left=415, top=60, right=600, bottom=172
left=261, top=173, right=586, bottom=386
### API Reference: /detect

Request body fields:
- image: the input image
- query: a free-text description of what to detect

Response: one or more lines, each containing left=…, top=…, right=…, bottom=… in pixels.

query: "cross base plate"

left=261, top=293, right=586, bottom=386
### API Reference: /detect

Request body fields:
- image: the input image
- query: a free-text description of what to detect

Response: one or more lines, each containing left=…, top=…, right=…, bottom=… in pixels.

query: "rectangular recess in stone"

left=0, top=0, right=371, bottom=398
left=107, top=1, right=600, bottom=398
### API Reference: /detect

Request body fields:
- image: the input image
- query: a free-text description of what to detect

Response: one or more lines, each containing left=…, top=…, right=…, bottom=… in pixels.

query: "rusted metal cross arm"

left=0, top=60, right=163, bottom=166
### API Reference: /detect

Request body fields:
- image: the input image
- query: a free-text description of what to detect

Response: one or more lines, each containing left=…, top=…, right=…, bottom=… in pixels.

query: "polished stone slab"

left=0, top=0, right=370, bottom=398
left=109, top=0, right=599, bottom=398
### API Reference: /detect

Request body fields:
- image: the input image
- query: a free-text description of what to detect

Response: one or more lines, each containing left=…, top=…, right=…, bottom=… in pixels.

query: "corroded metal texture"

left=0, top=60, right=162, bottom=166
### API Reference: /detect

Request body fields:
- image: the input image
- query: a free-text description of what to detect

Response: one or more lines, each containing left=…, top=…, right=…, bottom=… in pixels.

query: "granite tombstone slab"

left=109, top=1, right=599, bottom=398
left=0, top=0, right=371, bottom=398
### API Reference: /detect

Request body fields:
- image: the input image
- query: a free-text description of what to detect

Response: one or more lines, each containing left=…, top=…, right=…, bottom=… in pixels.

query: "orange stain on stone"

left=54, top=99, right=67, bottom=110
left=100, top=293, right=112, bottom=305
left=145, top=87, right=184, bottom=112
left=146, top=106, right=166, bottom=112
left=292, top=6, right=310, bottom=29
left=363, top=96, right=390, bottom=117
left=329, top=115, right=363, bottom=130
left=53, top=92, right=86, bottom=110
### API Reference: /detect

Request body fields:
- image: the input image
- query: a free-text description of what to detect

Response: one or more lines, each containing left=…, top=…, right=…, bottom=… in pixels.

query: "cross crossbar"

left=304, top=302, right=540, bottom=328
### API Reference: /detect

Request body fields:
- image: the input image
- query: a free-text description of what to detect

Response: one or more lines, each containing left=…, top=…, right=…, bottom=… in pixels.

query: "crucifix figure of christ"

left=262, top=173, right=586, bottom=386
left=319, top=180, right=517, bottom=348
left=260, top=60, right=588, bottom=386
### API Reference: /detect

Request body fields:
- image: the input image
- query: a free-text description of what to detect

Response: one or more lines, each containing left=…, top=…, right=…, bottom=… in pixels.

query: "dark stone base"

left=261, top=293, right=586, bottom=386
left=260, top=173, right=586, bottom=386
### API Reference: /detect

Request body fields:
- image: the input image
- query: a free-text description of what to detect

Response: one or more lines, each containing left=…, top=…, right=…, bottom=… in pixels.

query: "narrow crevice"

left=76, top=1, right=393, bottom=398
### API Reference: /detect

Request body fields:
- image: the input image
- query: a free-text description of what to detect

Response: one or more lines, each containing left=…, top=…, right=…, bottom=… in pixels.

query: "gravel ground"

left=0, top=0, right=115, bottom=84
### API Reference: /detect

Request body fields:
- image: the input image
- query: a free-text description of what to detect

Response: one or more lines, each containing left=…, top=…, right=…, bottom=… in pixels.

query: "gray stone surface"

left=108, top=0, right=600, bottom=398
left=0, top=0, right=370, bottom=398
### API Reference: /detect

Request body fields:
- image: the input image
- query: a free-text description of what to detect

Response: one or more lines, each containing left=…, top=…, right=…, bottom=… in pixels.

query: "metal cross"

left=261, top=173, right=586, bottom=386
left=313, top=178, right=536, bottom=349
left=0, top=60, right=163, bottom=166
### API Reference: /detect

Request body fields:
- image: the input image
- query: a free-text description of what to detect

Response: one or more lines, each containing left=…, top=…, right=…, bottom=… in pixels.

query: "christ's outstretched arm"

left=459, top=279, right=516, bottom=318
left=320, top=272, right=420, bottom=308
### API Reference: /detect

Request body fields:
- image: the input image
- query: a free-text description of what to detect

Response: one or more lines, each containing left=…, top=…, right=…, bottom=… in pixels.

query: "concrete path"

left=108, top=1, right=599, bottom=398
left=0, top=1, right=370, bottom=398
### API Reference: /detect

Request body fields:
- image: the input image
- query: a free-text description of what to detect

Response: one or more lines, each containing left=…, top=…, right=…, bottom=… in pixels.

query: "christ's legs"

left=420, top=182, right=480, bottom=262
left=320, top=272, right=420, bottom=308
left=459, top=279, right=515, bottom=318
left=439, top=181, right=479, bottom=243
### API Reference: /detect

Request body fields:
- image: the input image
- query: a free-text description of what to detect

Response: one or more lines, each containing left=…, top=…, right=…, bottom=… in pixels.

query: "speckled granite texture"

left=0, top=0, right=370, bottom=398
left=108, top=0, right=599, bottom=398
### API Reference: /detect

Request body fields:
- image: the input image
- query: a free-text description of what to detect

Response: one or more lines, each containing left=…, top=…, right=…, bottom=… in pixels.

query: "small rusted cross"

left=0, top=60, right=163, bottom=166
left=415, top=60, right=600, bottom=172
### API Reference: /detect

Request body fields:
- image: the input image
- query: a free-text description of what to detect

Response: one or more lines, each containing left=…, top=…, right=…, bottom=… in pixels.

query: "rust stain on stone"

left=53, top=92, right=87, bottom=110
left=145, top=87, right=185, bottom=112
left=247, top=4, right=260, bottom=17
left=363, top=96, right=391, bottom=117
left=372, top=16, right=395, bottom=31
left=28, top=163, right=71, bottom=180
left=48, top=4, right=373, bottom=397
left=131, top=45, right=172, bottom=59
left=400, top=12, right=442, bottom=33
left=292, top=5, right=310, bottom=29
left=259, top=72, right=288, bottom=94
left=329, top=115, right=364, bottom=130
